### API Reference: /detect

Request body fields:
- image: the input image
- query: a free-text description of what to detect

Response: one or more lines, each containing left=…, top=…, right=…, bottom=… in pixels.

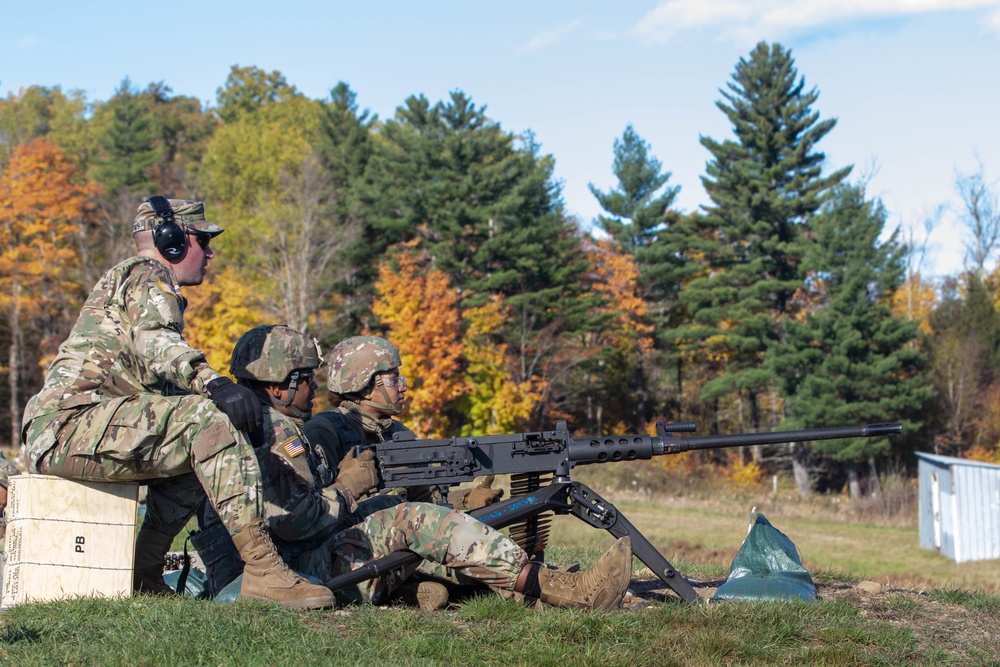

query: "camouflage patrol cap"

left=230, top=324, right=321, bottom=383
left=327, top=335, right=401, bottom=394
left=132, top=199, right=225, bottom=236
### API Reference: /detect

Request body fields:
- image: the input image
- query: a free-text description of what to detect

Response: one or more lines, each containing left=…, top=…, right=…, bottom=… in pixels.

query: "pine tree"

left=589, top=124, right=691, bottom=424
left=679, top=42, right=850, bottom=430
left=766, top=184, right=933, bottom=494
left=90, top=78, right=162, bottom=196
left=358, top=92, right=591, bottom=424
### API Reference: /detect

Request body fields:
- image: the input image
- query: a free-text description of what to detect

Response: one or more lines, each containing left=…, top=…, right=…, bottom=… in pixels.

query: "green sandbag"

left=214, top=574, right=243, bottom=604
left=711, top=513, right=816, bottom=602
left=163, top=567, right=209, bottom=599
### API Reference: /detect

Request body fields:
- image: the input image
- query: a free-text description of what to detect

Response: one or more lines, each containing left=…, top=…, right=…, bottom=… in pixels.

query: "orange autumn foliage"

left=372, top=242, right=466, bottom=438
left=461, top=295, right=543, bottom=435
left=0, top=138, right=98, bottom=359
left=183, top=266, right=271, bottom=376
left=588, top=239, right=653, bottom=352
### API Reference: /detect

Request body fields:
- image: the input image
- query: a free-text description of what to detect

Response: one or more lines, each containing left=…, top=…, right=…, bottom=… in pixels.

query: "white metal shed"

left=916, top=452, right=1000, bottom=563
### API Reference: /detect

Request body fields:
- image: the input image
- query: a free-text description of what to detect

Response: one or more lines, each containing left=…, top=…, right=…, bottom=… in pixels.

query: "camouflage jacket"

left=257, top=407, right=356, bottom=550
left=20, top=256, right=223, bottom=466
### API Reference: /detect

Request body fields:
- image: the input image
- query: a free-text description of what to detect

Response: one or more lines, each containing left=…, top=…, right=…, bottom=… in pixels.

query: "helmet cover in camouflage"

left=327, top=335, right=401, bottom=394
left=133, top=199, right=224, bottom=236
left=230, top=324, right=320, bottom=383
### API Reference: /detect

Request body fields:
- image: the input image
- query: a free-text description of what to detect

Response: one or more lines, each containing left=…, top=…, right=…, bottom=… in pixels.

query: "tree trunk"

left=867, top=456, right=882, bottom=499
left=9, top=295, right=22, bottom=449
left=634, top=343, right=645, bottom=432
left=791, top=442, right=812, bottom=495
left=846, top=461, right=862, bottom=499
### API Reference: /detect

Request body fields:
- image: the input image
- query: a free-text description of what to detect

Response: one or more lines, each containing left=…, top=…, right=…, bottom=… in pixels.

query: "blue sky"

left=4, top=1, right=999, bottom=277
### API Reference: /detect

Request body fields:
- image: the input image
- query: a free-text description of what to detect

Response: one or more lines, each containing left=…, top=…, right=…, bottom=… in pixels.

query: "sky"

left=4, top=1, right=1000, bottom=278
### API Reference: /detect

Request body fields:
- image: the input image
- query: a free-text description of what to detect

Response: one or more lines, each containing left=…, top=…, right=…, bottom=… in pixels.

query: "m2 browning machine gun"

left=324, top=420, right=902, bottom=603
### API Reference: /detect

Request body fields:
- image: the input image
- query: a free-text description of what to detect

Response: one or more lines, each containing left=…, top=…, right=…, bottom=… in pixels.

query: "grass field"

left=1, top=462, right=998, bottom=666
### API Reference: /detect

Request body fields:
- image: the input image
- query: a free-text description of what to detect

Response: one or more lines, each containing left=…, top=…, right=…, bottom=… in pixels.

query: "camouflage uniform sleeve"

left=123, top=261, right=222, bottom=395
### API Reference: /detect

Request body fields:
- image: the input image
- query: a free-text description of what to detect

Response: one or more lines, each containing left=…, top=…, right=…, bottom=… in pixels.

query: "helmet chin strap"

left=272, top=371, right=310, bottom=420
left=360, top=375, right=403, bottom=416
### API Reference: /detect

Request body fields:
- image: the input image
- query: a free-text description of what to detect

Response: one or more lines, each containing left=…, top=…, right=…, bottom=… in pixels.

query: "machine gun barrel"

left=652, top=422, right=903, bottom=456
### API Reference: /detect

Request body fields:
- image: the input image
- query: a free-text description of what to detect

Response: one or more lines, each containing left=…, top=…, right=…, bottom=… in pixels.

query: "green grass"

left=5, top=483, right=1000, bottom=666
left=3, top=587, right=995, bottom=667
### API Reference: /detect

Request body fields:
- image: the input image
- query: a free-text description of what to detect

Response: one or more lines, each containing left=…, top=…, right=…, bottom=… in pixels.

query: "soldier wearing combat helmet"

left=20, top=198, right=333, bottom=609
left=306, top=335, right=502, bottom=509
left=216, top=326, right=635, bottom=612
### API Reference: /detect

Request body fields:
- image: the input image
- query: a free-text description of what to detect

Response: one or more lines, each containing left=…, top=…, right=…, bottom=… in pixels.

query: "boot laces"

left=256, top=522, right=296, bottom=576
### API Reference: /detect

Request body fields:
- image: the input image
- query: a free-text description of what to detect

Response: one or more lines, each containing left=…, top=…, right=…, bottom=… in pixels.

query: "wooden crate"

left=2, top=474, right=138, bottom=608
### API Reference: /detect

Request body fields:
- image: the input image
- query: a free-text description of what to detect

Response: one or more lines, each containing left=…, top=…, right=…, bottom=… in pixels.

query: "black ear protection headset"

left=148, top=195, right=186, bottom=259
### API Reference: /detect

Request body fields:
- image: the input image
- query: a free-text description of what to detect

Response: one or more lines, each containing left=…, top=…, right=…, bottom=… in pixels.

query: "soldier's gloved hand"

left=206, top=377, right=263, bottom=435
left=335, top=448, right=379, bottom=499
left=462, top=475, right=504, bottom=511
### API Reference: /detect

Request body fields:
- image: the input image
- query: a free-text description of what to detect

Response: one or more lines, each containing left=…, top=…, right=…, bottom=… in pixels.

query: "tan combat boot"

left=536, top=537, right=632, bottom=611
left=133, top=527, right=178, bottom=595
left=397, top=580, right=450, bottom=610
left=232, top=521, right=335, bottom=610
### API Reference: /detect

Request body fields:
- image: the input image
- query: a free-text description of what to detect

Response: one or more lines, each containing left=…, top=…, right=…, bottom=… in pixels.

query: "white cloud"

left=16, top=35, right=38, bottom=48
left=985, top=7, right=1000, bottom=31
left=631, top=0, right=1000, bottom=45
left=517, top=18, right=584, bottom=55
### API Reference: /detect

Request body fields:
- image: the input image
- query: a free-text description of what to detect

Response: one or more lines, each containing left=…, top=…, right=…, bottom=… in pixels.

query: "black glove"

left=206, top=377, right=263, bottom=435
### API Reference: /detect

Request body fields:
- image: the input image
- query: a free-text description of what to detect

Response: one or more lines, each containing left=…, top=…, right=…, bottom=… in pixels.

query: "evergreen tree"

left=589, top=124, right=691, bottom=325
left=90, top=78, right=162, bottom=196
left=589, top=125, right=692, bottom=424
left=143, top=82, right=218, bottom=194
left=357, top=91, right=592, bottom=425
left=678, top=42, right=850, bottom=429
left=767, top=184, right=933, bottom=494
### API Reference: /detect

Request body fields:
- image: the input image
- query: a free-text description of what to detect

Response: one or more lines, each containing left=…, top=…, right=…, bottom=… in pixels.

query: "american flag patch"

left=282, top=438, right=305, bottom=458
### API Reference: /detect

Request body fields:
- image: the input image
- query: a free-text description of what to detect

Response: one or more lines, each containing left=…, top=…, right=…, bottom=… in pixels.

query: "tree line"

left=2, top=42, right=999, bottom=497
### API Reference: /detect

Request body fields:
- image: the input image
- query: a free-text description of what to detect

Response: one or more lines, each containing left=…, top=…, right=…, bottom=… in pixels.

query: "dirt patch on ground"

left=623, top=576, right=1000, bottom=661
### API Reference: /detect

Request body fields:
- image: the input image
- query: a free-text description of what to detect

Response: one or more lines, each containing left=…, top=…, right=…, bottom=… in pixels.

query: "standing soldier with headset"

left=19, top=197, right=334, bottom=609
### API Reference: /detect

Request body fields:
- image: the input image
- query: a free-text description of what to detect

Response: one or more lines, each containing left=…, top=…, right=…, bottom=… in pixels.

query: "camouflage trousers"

left=294, top=501, right=529, bottom=605
left=29, top=393, right=262, bottom=535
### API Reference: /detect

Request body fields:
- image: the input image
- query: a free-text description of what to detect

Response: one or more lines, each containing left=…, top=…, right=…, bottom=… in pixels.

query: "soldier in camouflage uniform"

left=303, top=335, right=504, bottom=607
left=228, top=325, right=634, bottom=611
left=304, top=335, right=502, bottom=510
left=19, top=198, right=333, bottom=609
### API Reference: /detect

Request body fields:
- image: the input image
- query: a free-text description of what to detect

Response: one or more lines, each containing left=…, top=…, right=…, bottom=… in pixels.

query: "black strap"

left=147, top=195, right=175, bottom=222
left=176, top=534, right=192, bottom=595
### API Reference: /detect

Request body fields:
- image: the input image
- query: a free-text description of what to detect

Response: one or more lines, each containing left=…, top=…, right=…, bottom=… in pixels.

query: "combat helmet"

left=230, top=324, right=321, bottom=418
left=327, top=335, right=404, bottom=415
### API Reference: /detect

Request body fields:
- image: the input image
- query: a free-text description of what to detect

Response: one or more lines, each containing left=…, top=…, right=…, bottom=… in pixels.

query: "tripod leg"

left=565, top=482, right=701, bottom=603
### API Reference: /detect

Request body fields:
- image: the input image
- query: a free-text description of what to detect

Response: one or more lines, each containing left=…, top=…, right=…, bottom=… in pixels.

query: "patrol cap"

left=132, top=199, right=225, bottom=236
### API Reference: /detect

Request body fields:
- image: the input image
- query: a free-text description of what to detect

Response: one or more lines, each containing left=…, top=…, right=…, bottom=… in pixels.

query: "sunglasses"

left=187, top=231, right=212, bottom=250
